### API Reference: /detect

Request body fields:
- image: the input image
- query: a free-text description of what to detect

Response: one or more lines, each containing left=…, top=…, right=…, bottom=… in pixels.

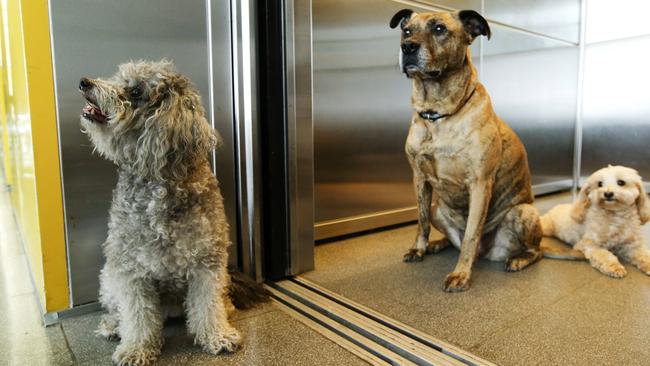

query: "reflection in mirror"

left=291, top=0, right=650, bottom=365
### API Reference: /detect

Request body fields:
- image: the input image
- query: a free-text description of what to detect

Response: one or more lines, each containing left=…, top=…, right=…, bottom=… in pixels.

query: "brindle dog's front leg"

left=444, top=180, right=492, bottom=292
left=404, top=177, right=432, bottom=262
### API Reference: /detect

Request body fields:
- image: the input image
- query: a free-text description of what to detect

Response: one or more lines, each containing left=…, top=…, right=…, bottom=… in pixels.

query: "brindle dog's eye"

left=129, top=87, right=143, bottom=99
left=403, top=28, right=412, bottom=36
left=433, top=24, right=447, bottom=34
left=617, top=180, right=625, bottom=186
left=597, top=181, right=603, bottom=187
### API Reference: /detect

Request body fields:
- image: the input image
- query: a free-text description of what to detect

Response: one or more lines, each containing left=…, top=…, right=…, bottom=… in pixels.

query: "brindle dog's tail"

left=228, top=270, right=271, bottom=310
left=540, top=241, right=585, bottom=260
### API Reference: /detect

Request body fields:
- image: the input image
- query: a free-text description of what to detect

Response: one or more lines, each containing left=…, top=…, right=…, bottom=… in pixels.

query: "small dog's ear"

left=571, top=183, right=591, bottom=223
left=390, top=9, right=413, bottom=29
left=459, top=10, right=491, bottom=41
left=635, top=180, right=650, bottom=224
left=134, top=75, right=217, bottom=181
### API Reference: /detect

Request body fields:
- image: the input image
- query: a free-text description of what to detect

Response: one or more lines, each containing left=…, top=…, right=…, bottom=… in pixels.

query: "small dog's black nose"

left=79, top=77, right=93, bottom=91
left=604, top=192, right=614, bottom=199
left=401, top=42, right=420, bottom=54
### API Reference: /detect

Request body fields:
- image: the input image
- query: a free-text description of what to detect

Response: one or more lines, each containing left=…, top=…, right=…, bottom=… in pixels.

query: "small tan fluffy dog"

left=541, top=165, right=650, bottom=278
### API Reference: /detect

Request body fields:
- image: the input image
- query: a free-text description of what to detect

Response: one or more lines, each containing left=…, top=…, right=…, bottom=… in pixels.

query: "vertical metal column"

left=285, top=0, right=315, bottom=275
left=232, top=0, right=264, bottom=280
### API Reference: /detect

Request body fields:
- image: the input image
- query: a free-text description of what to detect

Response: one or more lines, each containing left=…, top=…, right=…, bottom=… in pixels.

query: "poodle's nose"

left=604, top=191, right=614, bottom=199
left=79, top=77, right=93, bottom=91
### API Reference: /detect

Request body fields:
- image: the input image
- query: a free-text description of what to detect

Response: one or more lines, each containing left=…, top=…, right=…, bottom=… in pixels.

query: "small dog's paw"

left=112, top=343, right=160, bottom=366
left=403, top=248, right=425, bottom=262
left=96, top=315, right=120, bottom=341
left=443, top=271, right=471, bottom=292
left=426, top=239, right=450, bottom=254
left=197, top=327, right=241, bottom=355
left=601, top=264, right=627, bottom=279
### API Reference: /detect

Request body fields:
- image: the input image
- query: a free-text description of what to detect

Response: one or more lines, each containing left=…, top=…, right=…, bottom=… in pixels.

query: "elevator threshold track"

left=267, top=277, right=496, bottom=366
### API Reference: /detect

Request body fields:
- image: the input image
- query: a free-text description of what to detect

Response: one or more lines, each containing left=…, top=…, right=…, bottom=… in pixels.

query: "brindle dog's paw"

left=426, top=238, right=451, bottom=254
left=403, top=248, right=425, bottom=262
left=443, top=271, right=471, bottom=292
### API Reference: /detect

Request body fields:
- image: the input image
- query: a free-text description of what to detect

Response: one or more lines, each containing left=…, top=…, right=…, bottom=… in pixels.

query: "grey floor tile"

left=80, top=306, right=369, bottom=366
left=60, top=311, right=116, bottom=363
left=304, top=192, right=650, bottom=365
left=471, top=281, right=650, bottom=366
left=304, top=223, right=600, bottom=350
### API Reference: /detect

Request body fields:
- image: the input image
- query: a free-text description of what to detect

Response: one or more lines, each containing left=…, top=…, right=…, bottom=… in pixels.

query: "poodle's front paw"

left=599, top=263, right=627, bottom=278
left=112, top=343, right=161, bottom=366
left=443, top=271, right=472, bottom=292
left=96, top=314, right=120, bottom=341
left=196, top=327, right=241, bottom=355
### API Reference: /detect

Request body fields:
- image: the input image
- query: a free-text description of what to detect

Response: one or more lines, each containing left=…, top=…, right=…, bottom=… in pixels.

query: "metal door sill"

left=268, top=277, right=496, bottom=366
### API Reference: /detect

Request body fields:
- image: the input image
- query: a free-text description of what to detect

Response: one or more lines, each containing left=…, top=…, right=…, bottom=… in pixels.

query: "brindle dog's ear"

left=390, top=9, right=413, bottom=29
left=459, top=10, right=491, bottom=40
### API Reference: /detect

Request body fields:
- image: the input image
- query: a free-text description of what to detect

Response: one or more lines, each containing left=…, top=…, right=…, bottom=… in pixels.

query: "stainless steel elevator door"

left=312, top=0, right=480, bottom=239
left=50, top=0, right=236, bottom=305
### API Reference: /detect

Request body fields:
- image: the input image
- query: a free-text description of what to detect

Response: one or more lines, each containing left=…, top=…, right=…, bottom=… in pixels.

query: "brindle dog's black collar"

left=418, top=111, right=448, bottom=121
left=417, top=87, right=477, bottom=122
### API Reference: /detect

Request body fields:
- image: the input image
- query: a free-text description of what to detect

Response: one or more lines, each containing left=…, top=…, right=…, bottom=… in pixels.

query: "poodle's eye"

left=129, top=87, right=143, bottom=99
left=617, top=180, right=625, bottom=186
left=597, top=181, right=603, bottom=187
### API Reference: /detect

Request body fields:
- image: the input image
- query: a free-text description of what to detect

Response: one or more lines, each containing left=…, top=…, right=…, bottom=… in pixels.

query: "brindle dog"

left=390, top=9, right=542, bottom=292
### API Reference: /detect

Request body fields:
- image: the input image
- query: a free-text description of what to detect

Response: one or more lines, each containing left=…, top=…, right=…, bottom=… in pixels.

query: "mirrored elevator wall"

left=313, top=0, right=581, bottom=240
left=49, top=0, right=238, bottom=306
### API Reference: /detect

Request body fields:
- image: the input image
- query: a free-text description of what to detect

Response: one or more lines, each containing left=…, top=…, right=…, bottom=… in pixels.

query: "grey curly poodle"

left=78, top=60, right=266, bottom=366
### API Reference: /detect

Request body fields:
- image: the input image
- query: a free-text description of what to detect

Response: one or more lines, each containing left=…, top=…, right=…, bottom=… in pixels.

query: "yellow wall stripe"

left=19, top=0, right=69, bottom=312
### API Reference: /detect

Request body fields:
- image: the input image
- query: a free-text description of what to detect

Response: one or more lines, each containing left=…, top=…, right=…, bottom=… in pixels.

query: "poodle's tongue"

left=82, top=103, right=107, bottom=123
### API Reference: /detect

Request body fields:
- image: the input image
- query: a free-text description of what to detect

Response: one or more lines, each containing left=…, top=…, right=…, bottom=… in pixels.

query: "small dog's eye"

left=597, top=181, right=603, bottom=187
left=433, top=24, right=447, bottom=34
left=617, top=180, right=625, bottom=186
left=129, top=87, right=143, bottom=99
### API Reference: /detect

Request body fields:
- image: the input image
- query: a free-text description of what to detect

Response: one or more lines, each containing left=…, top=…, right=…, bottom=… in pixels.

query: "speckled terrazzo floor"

left=54, top=303, right=369, bottom=366
left=303, top=192, right=650, bottom=366
left=0, top=184, right=367, bottom=366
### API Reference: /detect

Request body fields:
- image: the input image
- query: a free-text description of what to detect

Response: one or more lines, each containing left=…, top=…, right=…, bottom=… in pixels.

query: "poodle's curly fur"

left=541, top=165, right=650, bottom=278
left=80, top=60, right=240, bottom=366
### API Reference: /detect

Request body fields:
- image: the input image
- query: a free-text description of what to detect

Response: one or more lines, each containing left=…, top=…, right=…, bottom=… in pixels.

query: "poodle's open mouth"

left=81, top=98, right=107, bottom=124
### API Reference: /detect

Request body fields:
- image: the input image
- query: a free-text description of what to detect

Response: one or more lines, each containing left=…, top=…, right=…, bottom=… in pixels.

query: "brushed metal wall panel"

left=50, top=0, right=236, bottom=305
left=482, top=26, right=579, bottom=186
left=485, top=0, right=580, bottom=43
left=313, top=0, right=480, bottom=223
left=580, top=36, right=650, bottom=179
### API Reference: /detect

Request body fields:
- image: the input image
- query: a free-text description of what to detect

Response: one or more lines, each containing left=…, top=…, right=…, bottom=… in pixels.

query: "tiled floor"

left=303, top=192, right=650, bottom=366
left=0, top=185, right=367, bottom=366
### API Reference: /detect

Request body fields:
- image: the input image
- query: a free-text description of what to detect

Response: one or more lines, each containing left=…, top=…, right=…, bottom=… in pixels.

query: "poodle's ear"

left=134, top=75, right=217, bottom=180
left=635, top=180, right=650, bottom=224
left=571, top=183, right=591, bottom=223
